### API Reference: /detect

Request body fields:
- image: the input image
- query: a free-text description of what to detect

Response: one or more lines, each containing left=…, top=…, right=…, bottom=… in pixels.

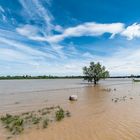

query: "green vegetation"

left=0, top=114, right=24, bottom=135
left=31, top=116, right=41, bottom=124
left=1, top=74, right=140, bottom=80
left=112, top=96, right=134, bottom=103
left=133, top=79, right=140, bottom=82
left=0, top=75, right=84, bottom=80
left=55, top=108, right=65, bottom=121
left=0, top=106, right=70, bottom=136
left=42, top=118, right=49, bottom=128
left=83, top=62, right=109, bottom=84
left=65, top=111, right=71, bottom=117
left=101, top=88, right=112, bottom=92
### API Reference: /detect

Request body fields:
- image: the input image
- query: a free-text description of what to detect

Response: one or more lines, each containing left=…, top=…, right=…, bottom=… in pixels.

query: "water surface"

left=0, top=78, right=140, bottom=140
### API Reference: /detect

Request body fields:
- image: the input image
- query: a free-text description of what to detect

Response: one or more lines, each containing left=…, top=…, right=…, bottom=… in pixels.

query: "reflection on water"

left=1, top=78, right=140, bottom=140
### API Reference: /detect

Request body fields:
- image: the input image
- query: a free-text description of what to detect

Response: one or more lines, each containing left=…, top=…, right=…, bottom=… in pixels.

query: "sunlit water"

left=1, top=78, right=140, bottom=140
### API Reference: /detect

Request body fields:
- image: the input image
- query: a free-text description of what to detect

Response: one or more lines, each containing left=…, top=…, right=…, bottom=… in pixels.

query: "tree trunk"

left=94, top=80, right=97, bottom=85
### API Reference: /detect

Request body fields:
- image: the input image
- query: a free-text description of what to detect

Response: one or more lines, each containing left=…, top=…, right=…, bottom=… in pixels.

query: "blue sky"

left=1, top=0, right=140, bottom=76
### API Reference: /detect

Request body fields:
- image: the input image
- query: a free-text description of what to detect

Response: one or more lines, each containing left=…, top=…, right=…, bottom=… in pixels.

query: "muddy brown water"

left=0, top=78, right=140, bottom=140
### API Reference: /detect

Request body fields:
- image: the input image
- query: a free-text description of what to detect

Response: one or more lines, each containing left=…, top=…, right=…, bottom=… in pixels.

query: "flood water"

left=1, top=78, right=140, bottom=140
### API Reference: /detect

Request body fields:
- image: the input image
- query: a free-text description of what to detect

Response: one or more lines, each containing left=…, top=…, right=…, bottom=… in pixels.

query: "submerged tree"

left=83, top=62, right=109, bottom=84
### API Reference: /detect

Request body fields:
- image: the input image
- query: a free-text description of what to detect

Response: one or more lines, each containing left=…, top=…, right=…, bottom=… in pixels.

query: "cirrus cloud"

left=16, top=22, right=125, bottom=43
left=16, top=22, right=140, bottom=43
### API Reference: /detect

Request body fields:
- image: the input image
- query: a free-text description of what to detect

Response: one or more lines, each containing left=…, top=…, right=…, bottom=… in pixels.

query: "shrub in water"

left=43, top=118, right=49, bottom=128
left=55, top=108, right=65, bottom=121
left=32, top=116, right=41, bottom=124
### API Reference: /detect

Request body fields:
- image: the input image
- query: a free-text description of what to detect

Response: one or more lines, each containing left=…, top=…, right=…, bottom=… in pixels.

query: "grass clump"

left=0, top=114, right=24, bottom=135
left=42, top=118, right=49, bottom=128
left=55, top=108, right=65, bottom=121
left=65, top=111, right=71, bottom=117
left=31, top=116, right=41, bottom=124
left=41, top=111, right=48, bottom=116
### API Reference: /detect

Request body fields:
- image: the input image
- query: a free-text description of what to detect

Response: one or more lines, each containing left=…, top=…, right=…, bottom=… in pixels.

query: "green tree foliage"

left=83, top=62, right=109, bottom=84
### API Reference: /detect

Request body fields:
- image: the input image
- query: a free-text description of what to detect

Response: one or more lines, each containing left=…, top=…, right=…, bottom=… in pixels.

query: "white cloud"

left=53, top=25, right=64, bottom=32
left=32, top=0, right=53, bottom=32
left=17, top=22, right=124, bottom=43
left=13, top=0, right=140, bottom=44
left=19, top=0, right=53, bottom=33
left=0, top=37, right=56, bottom=59
left=16, top=24, right=38, bottom=37
left=88, top=47, right=140, bottom=76
left=0, top=27, right=66, bottom=59
left=14, top=21, right=140, bottom=75
left=121, top=23, right=140, bottom=40
left=0, top=6, right=7, bottom=22
left=82, top=52, right=94, bottom=58
left=0, top=48, right=32, bottom=62
left=16, top=24, right=39, bottom=38
left=1, top=41, right=140, bottom=76
left=15, top=22, right=140, bottom=43
left=60, top=47, right=140, bottom=76
left=46, top=22, right=125, bottom=43
left=2, top=14, right=6, bottom=22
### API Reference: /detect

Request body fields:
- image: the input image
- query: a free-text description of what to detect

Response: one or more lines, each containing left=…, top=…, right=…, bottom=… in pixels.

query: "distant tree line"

left=0, top=75, right=139, bottom=80
left=0, top=75, right=84, bottom=80
left=0, top=73, right=139, bottom=80
left=109, top=75, right=140, bottom=78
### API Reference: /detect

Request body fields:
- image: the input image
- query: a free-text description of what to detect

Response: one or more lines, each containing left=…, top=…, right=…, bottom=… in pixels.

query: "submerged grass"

left=42, top=118, right=49, bottom=128
left=55, top=108, right=65, bottom=121
left=55, top=108, right=71, bottom=121
left=65, top=111, right=71, bottom=117
left=31, top=116, right=41, bottom=124
left=0, top=114, right=24, bottom=135
left=0, top=106, right=71, bottom=136
left=133, top=79, right=140, bottom=82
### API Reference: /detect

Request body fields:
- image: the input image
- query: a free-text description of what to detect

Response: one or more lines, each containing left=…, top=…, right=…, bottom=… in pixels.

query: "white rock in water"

left=69, top=95, right=78, bottom=101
